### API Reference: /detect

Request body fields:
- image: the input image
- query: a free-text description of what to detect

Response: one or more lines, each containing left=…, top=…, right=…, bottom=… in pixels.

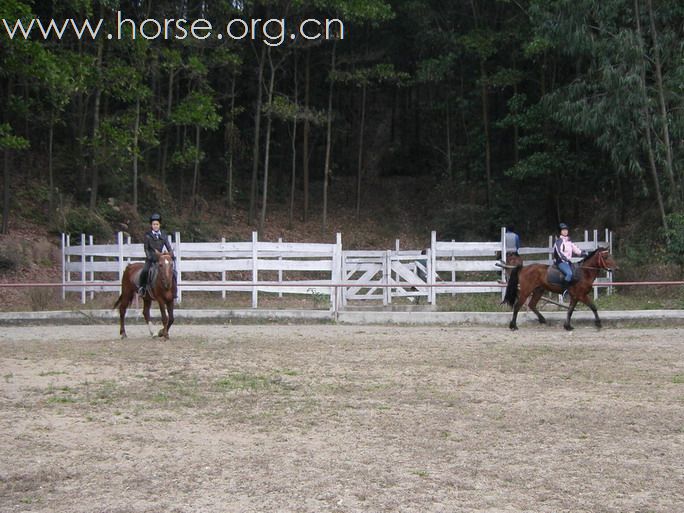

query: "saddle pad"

left=547, top=264, right=579, bottom=286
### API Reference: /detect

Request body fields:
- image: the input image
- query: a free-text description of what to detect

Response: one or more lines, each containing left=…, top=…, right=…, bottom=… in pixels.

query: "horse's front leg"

left=564, top=297, right=579, bottom=331
left=143, top=297, right=155, bottom=337
left=579, top=294, right=601, bottom=329
left=165, top=301, right=174, bottom=335
left=158, top=302, right=169, bottom=339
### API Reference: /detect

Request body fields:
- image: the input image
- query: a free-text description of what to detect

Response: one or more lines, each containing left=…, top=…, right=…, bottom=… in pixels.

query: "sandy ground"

left=1, top=324, right=683, bottom=513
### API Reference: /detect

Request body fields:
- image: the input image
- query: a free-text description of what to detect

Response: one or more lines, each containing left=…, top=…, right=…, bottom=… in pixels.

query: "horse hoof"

left=564, top=324, right=574, bottom=331
left=120, top=334, right=127, bottom=339
left=509, top=323, right=518, bottom=331
left=538, top=317, right=546, bottom=325
left=595, top=323, right=602, bottom=330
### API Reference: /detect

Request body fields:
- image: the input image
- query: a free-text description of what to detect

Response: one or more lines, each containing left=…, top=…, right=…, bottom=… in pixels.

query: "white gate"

left=342, top=250, right=431, bottom=305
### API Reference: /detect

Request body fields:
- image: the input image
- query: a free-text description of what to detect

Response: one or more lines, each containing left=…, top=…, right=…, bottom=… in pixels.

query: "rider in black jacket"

left=139, top=213, right=174, bottom=295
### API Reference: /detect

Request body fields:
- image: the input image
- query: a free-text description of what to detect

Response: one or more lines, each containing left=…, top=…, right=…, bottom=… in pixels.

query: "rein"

left=579, top=251, right=611, bottom=271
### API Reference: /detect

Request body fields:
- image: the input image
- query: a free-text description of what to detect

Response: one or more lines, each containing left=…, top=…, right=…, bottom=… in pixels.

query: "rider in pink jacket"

left=553, top=223, right=587, bottom=288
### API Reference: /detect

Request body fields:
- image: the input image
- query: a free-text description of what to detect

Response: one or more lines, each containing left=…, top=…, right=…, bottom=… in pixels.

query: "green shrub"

left=664, top=212, right=684, bottom=266
left=57, top=206, right=113, bottom=241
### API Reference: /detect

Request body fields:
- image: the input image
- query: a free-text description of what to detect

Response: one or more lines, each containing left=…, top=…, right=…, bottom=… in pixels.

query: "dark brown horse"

left=503, top=248, right=616, bottom=331
left=114, top=251, right=176, bottom=339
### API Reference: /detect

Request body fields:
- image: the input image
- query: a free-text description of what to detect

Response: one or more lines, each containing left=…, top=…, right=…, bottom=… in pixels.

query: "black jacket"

left=143, top=230, right=173, bottom=261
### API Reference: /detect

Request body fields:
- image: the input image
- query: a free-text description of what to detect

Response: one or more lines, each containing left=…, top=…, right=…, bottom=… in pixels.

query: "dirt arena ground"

left=1, top=324, right=683, bottom=513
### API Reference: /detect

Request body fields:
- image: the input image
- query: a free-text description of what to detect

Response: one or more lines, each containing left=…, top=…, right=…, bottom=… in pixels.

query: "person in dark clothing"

left=139, top=213, right=174, bottom=296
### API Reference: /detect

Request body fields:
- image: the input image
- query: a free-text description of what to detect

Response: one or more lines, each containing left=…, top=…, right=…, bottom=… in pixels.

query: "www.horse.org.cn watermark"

left=1, top=12, right=345, bottom=46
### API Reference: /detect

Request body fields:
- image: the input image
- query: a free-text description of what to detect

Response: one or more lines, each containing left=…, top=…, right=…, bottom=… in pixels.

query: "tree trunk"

left=289, top=51, right=298, bottom=228
left=88, top=29, right=105, bottom=211
left=160, top=69, right=175, bottom=188
left=355, top=82, right=367, bottom=219
left=132, top=98, right=141, bottom=211
left=260, top=48, right=277, bottom=233
left=302, top=48, right=311, bottom=223
left=322, top=41, right=337, bottom=229
left=636, top=0, right=668, bottom=231
left=479, top=60, right=492, bottom=208
left=1, top=148, right=9, bottom=235
left=445, top=98, right=453, bottom=181
left=48, top=112, right=55, bottom=213
left=249, top=44, right=267, bottom=225
left=646, top=0, right=677, bottom=204
left=226, top=74, right=236, bottom=214
left=191, top=124, right=201, bottom=214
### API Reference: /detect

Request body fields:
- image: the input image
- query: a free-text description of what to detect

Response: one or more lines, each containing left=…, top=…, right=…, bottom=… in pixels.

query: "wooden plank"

left=435, top=260, right=499, bottom=272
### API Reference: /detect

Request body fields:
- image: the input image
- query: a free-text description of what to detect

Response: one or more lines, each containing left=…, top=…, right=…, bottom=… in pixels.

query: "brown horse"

left=503, top=248, right=616, bottom=331
left=114, top=251, right=176, bottom=339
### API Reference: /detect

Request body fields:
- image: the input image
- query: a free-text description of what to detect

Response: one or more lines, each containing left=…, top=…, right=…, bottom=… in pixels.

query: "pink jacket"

left=553, top=235, right=583, bottom=263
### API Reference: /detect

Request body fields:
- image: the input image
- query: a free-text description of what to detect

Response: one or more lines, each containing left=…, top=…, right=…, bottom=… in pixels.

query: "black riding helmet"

left=150, top=213, right=162, bottom=223
left=558, top=222, right=569, bottom=231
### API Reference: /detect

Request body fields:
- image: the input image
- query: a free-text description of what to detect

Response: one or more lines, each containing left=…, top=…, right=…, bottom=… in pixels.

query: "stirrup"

left=138, top=286, right=145, bottom=296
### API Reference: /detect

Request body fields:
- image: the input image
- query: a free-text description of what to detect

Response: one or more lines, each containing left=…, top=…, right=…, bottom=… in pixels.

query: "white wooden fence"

left=62, top=228, right=613, bottom=310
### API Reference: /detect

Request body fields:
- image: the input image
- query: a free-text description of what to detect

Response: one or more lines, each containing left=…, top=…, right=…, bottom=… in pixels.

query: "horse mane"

left=581, top=247, right=608, bottom=262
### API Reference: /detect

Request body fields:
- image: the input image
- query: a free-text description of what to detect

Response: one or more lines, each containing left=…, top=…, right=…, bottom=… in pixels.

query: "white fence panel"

left=61, top=227, right=613, bottom=308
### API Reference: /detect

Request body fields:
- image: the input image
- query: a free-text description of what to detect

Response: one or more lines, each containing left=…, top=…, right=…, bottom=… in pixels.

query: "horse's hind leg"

left=528, top=287, right=546, bottom=325
left=119, top=301, right=128, bottom=339
left=143, top=298, right=155, bottom=337
left=564, top=297, right=579, bottom=331
left=118, top=291, right=135, bottom=339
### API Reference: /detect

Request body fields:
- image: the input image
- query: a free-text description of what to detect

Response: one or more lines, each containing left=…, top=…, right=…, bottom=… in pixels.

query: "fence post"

left=88, top=235, right=95, bottom=300
left=341, top=242, right=348, bottom=308
left=222, top=237, right=227, bottom=300
left=450, top=239, right=456, bottom=296
left=80, top=233, right=86, bottom=304
left=609, top=229, right=614, bottom=295
left=500, top=226, right=507, bottom=300
left=331, top=233, right=342, bottom=314
left=61, top=233, right=66, bottom=301
left=252, top=231, right=258, bottom=309
left=117, top=232, right=124, bottom=283
left=278, top=237, right=283, bottom=299
left=386, top=250, right=394, bottom=305
left=430, top=231, right=437, bottom=305
left=593, top=229, right=599, bottom=300
left=175, top=231, right=182, bottom=303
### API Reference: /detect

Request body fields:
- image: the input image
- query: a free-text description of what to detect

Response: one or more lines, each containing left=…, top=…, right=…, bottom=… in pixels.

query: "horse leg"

left=510, top=286, right=532, bottom=331
left=143, top=297, right=155, bottom=337
left=528, top=287, right=547, bottom=325
left=119, top=299, right=128, bottom=339
left=579, top=294, right=601, bottom=329
left=166, top=301, right=174, bottom=336
left=158, top=302, right=169, bottom=339
left=564, top=296, right=579, bottom=331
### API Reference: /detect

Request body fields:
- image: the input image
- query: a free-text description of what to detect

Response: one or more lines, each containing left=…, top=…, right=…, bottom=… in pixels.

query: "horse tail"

left=503, top=265, right=522, bottom=307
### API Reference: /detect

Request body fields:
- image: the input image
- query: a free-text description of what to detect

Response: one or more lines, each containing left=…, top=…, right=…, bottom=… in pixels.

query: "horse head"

left=583, top=247, right=617, bottom=271
left=155, top=251, right=175, bottom=291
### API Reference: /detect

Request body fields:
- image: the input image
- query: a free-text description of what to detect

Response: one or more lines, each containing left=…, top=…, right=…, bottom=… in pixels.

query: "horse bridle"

left=157, top=255, right=174, bottom=289
left=582, top=250, right=612, bottom=271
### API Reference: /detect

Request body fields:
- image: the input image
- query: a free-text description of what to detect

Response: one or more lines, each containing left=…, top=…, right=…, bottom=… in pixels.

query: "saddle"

left=136, top=265, right=159, bottom=298
left=547, top=263, right=579, bottom=287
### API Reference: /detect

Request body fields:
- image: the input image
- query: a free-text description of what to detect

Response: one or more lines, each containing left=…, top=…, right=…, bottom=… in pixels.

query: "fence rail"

left=59, top=228, right=614, bottom=311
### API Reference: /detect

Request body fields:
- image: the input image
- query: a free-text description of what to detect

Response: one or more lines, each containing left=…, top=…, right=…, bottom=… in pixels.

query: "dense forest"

left=1, top=0, right=683, bottom=261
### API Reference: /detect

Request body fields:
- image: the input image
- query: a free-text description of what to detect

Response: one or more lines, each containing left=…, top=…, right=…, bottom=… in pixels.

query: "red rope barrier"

left=1, top=281, right=683, bottom=288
